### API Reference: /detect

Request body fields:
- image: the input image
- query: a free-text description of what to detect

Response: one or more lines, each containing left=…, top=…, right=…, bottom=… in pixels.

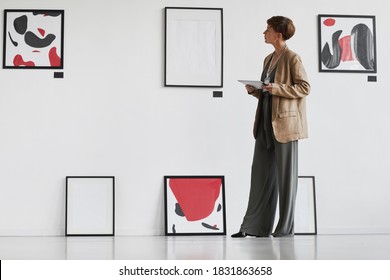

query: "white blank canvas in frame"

left=273, top=176, right=317, bottom=235
left=165, top=7, right=223, bottom=87
left=66, top=177, right=115, bottom=236
left=294, top=176, right=317, bottom=234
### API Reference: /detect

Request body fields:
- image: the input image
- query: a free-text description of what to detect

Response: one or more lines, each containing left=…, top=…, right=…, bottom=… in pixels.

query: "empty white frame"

left=66, top=176, right=115, bottom=236
left=273, top=176, right=317, bottom=235
left=295, top=176, right=317, bottom=235
left=164, top=7, right=223, bottom=87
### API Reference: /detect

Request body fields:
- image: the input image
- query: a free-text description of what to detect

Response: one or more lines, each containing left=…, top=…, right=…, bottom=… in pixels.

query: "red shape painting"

left=164, top=176, right=226, bottom=236
left=169, top=178, right=221, bottom=221
left=3, top=9, right=64, bottom=69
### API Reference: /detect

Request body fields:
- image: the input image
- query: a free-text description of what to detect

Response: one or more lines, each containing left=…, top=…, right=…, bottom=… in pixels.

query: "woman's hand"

left=262, top=83, right=273, bottom=93
left=245, top=85, right=256, bottom=94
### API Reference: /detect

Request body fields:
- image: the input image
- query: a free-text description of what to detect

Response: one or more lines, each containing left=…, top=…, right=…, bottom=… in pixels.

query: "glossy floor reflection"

left=1, top=234, right=390, bottom=260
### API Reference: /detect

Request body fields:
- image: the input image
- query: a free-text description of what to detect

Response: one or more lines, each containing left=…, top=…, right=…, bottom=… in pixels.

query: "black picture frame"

left=318, top=14, right=377, bottom=73
left=295, top=176, right=318, bottom=235
left=65, top=176, right=115, bottom=236
left=164, top=7, right=223, bottom=87
left=273, top=176, right=318, bottom=235
left=164, top=175, right=226, bottom=236
left=3, top=9, right=65, bottom=69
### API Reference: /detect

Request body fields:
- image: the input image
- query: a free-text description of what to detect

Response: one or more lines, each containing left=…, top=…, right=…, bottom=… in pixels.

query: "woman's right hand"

left=245, top=85, right=256, bottom=94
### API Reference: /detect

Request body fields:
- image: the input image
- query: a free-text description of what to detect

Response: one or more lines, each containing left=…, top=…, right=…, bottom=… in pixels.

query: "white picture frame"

left=65, top=176, right=115, bottom=236
left=295, top=176, right=317, bottom=235
left=273, top=176, right=317, bottom=235
left=164, top=7, right=223, bottom=87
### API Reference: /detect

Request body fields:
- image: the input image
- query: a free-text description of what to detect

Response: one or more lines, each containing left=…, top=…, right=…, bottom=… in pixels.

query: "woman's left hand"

left=262, top=83, right=273, bottom=93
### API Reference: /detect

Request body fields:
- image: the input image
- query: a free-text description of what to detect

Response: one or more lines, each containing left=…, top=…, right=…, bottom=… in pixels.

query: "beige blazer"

left=252, top=47, right=310, bottom=143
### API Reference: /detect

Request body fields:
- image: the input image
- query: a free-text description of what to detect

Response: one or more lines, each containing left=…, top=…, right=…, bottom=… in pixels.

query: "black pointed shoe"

left=231, top=231, right=247, bottom=238
left=231, top=231, right=260, bottom=238
left=232, top=231, right=271, bottom=238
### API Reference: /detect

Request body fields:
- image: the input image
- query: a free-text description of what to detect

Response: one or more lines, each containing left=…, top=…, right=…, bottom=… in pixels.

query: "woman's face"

left=263, top=25, right=281, bottom=44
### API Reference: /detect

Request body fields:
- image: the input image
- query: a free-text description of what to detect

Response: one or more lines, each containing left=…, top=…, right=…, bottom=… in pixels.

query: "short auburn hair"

left=267, top=16, right=295, bottom=40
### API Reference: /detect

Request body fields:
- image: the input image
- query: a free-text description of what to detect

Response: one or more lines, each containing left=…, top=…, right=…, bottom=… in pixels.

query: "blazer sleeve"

left=271, top=53, right=310, bottom=99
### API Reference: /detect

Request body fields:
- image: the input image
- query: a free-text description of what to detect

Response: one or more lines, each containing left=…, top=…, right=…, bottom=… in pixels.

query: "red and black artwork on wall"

left=164, top=176, right=226, bottom=236
left=318, top=14, right=376, bottom=73
left=3, top=9, right=64, bottom=69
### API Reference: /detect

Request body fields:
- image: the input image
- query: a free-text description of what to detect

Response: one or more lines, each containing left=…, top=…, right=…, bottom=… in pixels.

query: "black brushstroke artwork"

left=33, top=12, right=62, bottom=17
left=202, top=222, right=219, bottom=230
left=12, top=13, right=57, bottom=49
left=174, top=203, right=185, bottom=217
left=8, top=32, right=18, bottom=47
left=321, top=22, right=375, bottom=71
left=351, top=24, right=375, bottom=70
left=4, top=10, right=64, bottom=68
left=172, top=224, right=176, bottom=234
left=321, top=30, right=342, bottom=69
left=14, top=15, right=27, bottom=34
left=217, top=203, right=222, bottom=212
left=24, top=31, right=56, bottom=48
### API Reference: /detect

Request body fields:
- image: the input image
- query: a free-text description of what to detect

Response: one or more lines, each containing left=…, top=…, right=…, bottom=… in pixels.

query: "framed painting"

left=164, top=7, right=223, bottom=87
left=65, top=176, right=115, bottom=236
left=318, top=14, right=376, bottom=73
left=3, top=9, right=64, bottom=69
left=164, top=175, right=226, bottom=236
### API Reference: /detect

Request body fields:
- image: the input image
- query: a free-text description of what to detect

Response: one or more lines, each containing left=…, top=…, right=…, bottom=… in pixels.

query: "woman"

left=232, top=16, right=310, bottom=238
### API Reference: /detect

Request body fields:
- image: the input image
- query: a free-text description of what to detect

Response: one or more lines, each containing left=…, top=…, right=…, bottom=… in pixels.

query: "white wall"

left=0, top=0, right=389, bottom=236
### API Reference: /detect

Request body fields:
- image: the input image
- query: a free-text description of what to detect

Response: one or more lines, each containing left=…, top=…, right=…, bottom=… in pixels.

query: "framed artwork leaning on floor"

left=164, top=175, right=226, bottom=236
left=65, top=176, right=115, bottom=236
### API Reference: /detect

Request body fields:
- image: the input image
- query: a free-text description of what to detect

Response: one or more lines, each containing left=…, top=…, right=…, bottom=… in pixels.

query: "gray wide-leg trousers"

left=240, top=136, right=298, bottom=237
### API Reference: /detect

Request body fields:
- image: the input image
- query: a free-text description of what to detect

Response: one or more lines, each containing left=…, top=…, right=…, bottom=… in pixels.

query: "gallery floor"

left=1, top=234, right=390, bottom=260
